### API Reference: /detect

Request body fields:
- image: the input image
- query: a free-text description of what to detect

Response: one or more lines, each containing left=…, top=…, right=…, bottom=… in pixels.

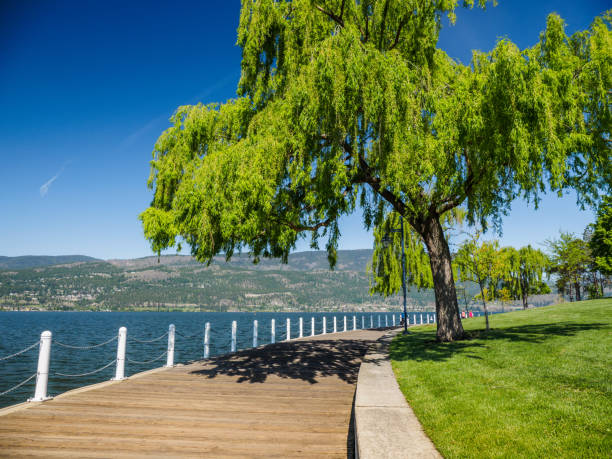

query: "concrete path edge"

left=354, top=329, right=442, bottom=459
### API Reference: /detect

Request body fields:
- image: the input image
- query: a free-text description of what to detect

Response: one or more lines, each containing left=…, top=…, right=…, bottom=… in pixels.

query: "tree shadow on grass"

left=189, top=338, right=382, bottom=384
left=391, top=322, right=608, bottom=363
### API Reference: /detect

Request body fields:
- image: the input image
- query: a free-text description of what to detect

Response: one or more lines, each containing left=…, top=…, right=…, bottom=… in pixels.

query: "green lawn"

left=391, top=299, right=612, bottom=458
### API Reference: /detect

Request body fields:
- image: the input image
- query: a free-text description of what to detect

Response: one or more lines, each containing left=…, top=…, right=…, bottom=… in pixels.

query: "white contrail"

left=39, top=165, right=66, bottom=197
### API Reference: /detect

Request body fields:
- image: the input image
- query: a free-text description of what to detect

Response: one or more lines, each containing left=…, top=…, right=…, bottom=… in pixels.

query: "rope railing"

left=0, top=373, right=37, bottom=396
left=128, top=331, right=168, bottom=344
left=128, top=350, right=168, bottom=365
left=175, top=330, right=201, bottom=339
left=54, top=359, right=116, bottom=378
left=54, top=334, right=117, bottom=350
left=0, top=340, right=40, bottom=362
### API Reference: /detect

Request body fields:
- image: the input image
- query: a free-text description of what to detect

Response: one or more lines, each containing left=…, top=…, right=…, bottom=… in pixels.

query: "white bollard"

left=323, top=317, right=327, bottom=334
left=203, top=322, right=210, bottom=359
left=299, top=317, right=303, bottom=338
left=271, top=319, right=276, bottom=344
left=378, top=315, right=381, bottom=328
left=253, top=320, right=258, bottom=348
left=343, top=316, right=347, bottom=332
left=385, top=316, right=388, bottom=327
left=166, top=324, right=175, bottom=367
left=231, top=321, right=237, bottom=352
left=286, top=318, right=291, bottom=341
left=112, top=327, right=127, bottom=381
left=311, top=317, right=315, bottom=336
left=353, top=316, right=357, bottom=330
left=333, top=317, right=337, bottom=333
left=362, top=316, right=365, bottom=329
left=420, top=313, right=423, bottom=325
left=30, top=330, right=52, bottom=401
left=392, top=315, right=396, bottom=326
left=370, top=315, right=373, bottom=328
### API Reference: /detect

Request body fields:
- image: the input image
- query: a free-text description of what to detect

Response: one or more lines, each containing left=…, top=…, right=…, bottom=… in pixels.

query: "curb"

left=354, top=329, right=442, bottom=459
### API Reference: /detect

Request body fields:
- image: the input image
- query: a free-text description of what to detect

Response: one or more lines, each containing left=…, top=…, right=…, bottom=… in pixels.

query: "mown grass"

left=390, top=299, right=612, bottom=458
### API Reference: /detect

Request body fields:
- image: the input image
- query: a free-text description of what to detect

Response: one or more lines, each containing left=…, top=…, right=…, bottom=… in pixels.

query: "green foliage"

left=502, top=245, right=550, bottom=308
left=368, top=208, right=463, bottom=295
left=589, top=196, right=612, bottom=275
left=140, top=1, right=610, bottom=340
left=547, top=232, right=591, bottom=301
left=454, top=231, right=509, bottom=329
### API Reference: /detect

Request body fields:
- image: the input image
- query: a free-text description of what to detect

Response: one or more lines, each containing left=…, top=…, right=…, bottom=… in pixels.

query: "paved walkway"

left=0, top=329, right=388, bottom=458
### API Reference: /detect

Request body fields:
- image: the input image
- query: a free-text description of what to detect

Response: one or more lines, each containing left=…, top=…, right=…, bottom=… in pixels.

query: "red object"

left=469, top=311, right=473, bottom=318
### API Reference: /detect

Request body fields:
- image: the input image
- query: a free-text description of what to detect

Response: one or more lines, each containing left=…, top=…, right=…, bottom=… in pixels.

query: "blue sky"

left=0, top=1, right=608, bottom=259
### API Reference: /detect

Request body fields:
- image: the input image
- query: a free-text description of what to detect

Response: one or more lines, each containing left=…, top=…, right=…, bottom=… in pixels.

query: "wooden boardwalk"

left=0, top=329, right=388, bottom=458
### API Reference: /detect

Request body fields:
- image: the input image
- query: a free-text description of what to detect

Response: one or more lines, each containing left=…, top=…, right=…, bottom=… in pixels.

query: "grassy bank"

left=390, top=299, right=612, bottom=458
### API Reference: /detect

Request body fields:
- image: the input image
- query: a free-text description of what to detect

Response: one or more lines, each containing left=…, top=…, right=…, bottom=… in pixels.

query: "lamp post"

left=382, top=215, right=408, bottom=335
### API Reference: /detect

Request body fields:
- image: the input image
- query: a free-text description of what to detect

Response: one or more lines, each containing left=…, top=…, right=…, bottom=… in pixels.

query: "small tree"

left=547, top=232, right=591, bottom=301
left=502, top=245, right=550, bottom=309
left=454, top=232, right=506, bottom=331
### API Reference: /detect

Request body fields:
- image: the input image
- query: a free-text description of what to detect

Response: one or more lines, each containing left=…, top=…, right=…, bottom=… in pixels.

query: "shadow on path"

left=189, top=338, right=380, bottom=384
left=391, top=321, right=607, bottom=363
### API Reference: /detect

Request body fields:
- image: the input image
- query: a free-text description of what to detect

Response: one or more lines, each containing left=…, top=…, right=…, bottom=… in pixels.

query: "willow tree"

left=502, top=246, right=550, bottom=309
left=140, top=1, right=611, bottom=341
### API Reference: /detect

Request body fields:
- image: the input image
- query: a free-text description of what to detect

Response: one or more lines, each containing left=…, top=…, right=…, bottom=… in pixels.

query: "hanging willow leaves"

left=141, top=1, right=611, bottom=341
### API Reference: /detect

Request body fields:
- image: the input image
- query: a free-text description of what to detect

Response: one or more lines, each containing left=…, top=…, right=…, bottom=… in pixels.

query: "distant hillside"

left=0, top=255, right=100, bottom=270
left=0, top=250, right=440, bottom=312
left=107, top=249, right=373, bottom=272
left=0, top=250, right=540, bottom=313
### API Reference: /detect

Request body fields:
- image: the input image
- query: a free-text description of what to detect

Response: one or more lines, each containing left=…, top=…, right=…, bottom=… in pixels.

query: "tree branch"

left=314, top=3, right=344, bottom=28
left=378, top=0, right=390, bottom=51
left=388, top=15, right=408, bottom=51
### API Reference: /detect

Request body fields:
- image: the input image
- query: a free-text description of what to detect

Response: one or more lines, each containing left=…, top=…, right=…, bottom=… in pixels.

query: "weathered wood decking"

left=0, top=329, right=388, bottom=458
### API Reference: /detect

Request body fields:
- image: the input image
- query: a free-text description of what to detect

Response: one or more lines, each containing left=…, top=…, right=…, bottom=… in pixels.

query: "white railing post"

left=112, top=327, right=127, bottom=381
left=230, top=321, right=237, bottom=352
left=343, top=316, right=347, bottom=332
left=392, top=315, right=396, bottom=326
left=333, top=317, right=337, bottom=333
left=420, top=313, right=423, bottom=325
left=323, top=317, right=327, bottom=334
left=311, top=317, right=315, bottom=336
left=385, top=315, right=388, bottom=327
left=30, top=330, right=52, bottom=401
left=203, top=322, right=210, bottom=358
left=362, top=316, right=365, bottom=329
left=370, top=315, right=373, bottom=328
left=378, top=315, right=381, bottom=328
left=253, top=320, right=258, bottom=348
left=353, top=316, right=357, bottom=330
left=299, top=317, right=303, bottom=338
left=286, top=318, right=291, bottom=341
left=166, top=324, right=175, bottom=367
left=271, top=319, right=276, bottom=344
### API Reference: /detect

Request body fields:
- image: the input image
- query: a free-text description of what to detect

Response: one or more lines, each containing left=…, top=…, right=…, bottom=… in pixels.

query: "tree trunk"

left=575, top=281, right=581, bottom=302
left=421, top=215, right=465, bottom=342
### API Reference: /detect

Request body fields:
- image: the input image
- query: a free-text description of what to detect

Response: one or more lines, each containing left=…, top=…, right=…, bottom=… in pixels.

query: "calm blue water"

left=0, top=310, right=436, bottom=408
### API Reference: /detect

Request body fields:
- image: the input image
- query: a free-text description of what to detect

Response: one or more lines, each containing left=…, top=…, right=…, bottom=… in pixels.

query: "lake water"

left=0, top=310, right=434, bottom=408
